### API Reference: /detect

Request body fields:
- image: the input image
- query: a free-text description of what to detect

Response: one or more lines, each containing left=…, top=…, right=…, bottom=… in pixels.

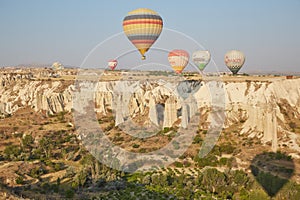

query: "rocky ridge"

left=1, top=73, right=300, bottom=154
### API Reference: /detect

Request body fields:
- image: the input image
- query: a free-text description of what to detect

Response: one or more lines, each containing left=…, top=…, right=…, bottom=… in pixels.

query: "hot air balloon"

left=192, top=50, right=211, bottom=71
left=123, top=8, right=163, bottom=60
left=108, top=59, right=118, bottom=70
left=224, top=50, right=245, bottom=75
left=51, top=62, right=64, bottom=71
left=168, top=50, right=189, bottom=74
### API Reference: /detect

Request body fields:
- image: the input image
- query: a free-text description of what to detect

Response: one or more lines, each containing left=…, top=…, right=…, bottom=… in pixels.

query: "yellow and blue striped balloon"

left=123, top=8, right=163, bottom=60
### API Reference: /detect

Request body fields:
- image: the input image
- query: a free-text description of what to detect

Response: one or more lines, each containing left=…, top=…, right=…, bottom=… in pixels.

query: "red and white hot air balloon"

left=108, top=59, right=118, bottom=70
left=168, top=49, right=190, bottom=74
left=224, top=50, right=245, bottom=75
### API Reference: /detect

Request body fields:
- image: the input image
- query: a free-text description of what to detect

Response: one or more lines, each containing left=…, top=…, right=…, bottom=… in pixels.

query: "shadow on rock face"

left=250, top=151, right=295, bottom=197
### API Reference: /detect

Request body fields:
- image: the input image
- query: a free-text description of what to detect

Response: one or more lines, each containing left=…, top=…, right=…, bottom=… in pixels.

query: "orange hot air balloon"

left=108, top=59, right=118, bottom=70
left=123, top=8, right=163, bottom=60
left=168, top=50, right=190, bottom=74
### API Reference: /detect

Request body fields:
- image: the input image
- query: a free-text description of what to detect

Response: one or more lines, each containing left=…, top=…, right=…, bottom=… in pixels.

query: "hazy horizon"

left=1, top=0, right=300, bottom=72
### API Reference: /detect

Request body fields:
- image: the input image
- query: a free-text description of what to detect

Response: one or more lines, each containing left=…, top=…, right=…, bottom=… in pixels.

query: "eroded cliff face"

left=1, top=73, right=300, bottom=152
left=0, top=73, right=74, bottom=116
left=222, top=79, right=300, bottom=149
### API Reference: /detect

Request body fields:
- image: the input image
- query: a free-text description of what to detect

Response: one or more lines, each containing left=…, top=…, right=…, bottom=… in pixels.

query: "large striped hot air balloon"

left=168, top=50, right=190, bottom=74
left=108, top=59, right=118, bottom=70
left=224, top=50, right=245, bottom=75
left=123, top=8, right=163, bottom=60
left=192, top=50, right=211, bottom=71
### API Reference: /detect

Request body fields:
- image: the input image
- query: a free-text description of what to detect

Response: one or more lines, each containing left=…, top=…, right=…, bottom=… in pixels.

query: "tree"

left=16, top=176, right=24, bottom=185
left=4, top=145, right=21, bottom=160
left=21, top=135, right=34, bottom=153
left=73, top=169, right=88, bottom=189
left=39, top=137, right=52, bottom=158
left=80, top=154, right=97, bottom=181
left=200, top=168, right=227, bottom=194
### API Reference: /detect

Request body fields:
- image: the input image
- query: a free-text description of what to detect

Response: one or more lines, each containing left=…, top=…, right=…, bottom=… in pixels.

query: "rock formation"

left=163, top=95, right=178, bottom=128
left=149, top=96, right=159, bottom=126
left=1, top=71, right=300, bottom=153
left=181, top=103, right=189, bottom=129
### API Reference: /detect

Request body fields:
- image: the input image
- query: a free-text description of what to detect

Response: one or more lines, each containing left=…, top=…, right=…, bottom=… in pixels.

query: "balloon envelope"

left=192, top=50, right=211, bottom=71
left=123, top=8, right=163, bottom=60
left=51, top=62, right=64, bottom=71
left=224, top=50, right=245, bottom=75
left=168, top=49, right=189, bottom=74
left=108, top=59, right=118, bottom=70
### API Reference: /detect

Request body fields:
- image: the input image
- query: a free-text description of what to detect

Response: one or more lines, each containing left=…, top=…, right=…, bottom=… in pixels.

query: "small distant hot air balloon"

left=192, top=50, right=211, bottom=71
left=123, top=8, right=163, bottom=60
left=224, top=50, right=245, bottom=75
left=168, top=50, right=190, bottom=74
left=108, top=59, right=118, bottom=70
left=51, top=62, right=64, bottom=71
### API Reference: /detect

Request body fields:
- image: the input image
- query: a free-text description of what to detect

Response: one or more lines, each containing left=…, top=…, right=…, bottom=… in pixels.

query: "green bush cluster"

left=125, top=168, right=253, bottom=199
left=2, top=130, right=79, bottom=162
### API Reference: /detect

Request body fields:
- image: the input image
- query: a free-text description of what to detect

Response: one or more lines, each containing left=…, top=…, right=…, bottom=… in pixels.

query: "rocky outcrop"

left=149, top=96, right=159, bottom=126
left=0, top=73, right=74, bottom=116
left=115, top=95, right=124, bottom=126
left=219, top=78, right=300, bottom=152
left=1, top=71, right=300, bottom=151
left=163, top=95, right=178, bottom=128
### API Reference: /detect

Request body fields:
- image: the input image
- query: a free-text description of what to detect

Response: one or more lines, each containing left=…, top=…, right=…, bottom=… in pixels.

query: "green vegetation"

left=0, top=110, right=300, bottom=199
left=250, top=151, right=295, bottom=197
left=125, top=168, right=251, bottom=199
left=192, top=135, right=202, bottom=144
left=4, top=145, right=21, bottom=160
left=132, top=143, right=140, bottom=148
left=15, top=176, right=25, bottom=185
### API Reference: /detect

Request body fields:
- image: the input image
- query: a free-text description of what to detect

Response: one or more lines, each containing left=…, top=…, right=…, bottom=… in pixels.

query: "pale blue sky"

left=0, top=0, right=300, bottom=72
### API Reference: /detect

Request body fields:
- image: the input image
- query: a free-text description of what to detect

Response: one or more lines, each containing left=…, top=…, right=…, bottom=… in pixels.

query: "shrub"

left=220, top=143, right=235, bottom=154
left=139, top=148, right=147, bottom=153
left=4, top=145, right=21, bottom=160
left=54, top=163, right=63, bottom=171
left=219, top=157, right=228, bottom=166
left=174, top=161, right=183, bottom=168
left=194, top=155, right=218, bottom=167
left=22, top=135, right=34, bottom=149
left=65, top=189, right=75, bottom=198
left=16, top=176, right=24, bottom=185
left=163, top=127, right=171, bottom=133
left=30, top=167, right=45, bottom=178
left=183, top=161, right=191, bottom=167
left=192, top=135, right=202, bottom=144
